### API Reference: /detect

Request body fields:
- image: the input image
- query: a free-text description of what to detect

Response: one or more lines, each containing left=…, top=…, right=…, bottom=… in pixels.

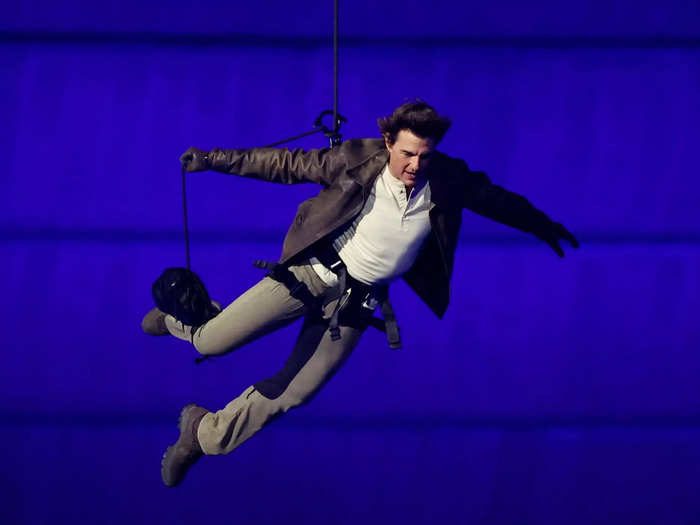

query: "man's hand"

left=179, top=147, right=211, bottom=172
left=536, top=222, right=579, bottom=257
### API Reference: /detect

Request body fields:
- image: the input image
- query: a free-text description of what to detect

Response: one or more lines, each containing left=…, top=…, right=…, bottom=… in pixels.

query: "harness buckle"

left=361, top=293, right=379, bottom=311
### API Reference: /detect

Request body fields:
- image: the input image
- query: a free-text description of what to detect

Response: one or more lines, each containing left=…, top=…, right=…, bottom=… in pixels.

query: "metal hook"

left=314, top=110, right=347, bottom=148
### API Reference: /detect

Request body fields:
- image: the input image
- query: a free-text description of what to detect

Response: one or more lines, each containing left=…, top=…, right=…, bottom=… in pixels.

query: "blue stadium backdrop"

left=1, top=1, right=699, bottom=523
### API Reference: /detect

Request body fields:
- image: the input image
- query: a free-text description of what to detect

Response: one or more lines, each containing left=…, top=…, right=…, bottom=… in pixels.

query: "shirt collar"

left=381, top=163, right=429, bottom=200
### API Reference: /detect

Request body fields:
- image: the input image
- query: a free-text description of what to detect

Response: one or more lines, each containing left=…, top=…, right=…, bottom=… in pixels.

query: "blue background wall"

left=2, top=1, right=699, bottom=523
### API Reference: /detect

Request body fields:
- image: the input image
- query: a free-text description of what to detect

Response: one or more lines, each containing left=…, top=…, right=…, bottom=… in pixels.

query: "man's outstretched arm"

left=460, top=164, right=579, bottom=257
left=179, top=146, right=346, bottom=187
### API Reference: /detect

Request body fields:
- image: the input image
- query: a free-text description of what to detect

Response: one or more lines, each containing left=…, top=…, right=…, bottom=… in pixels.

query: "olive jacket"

left=207, top=138, right=554, bottom=318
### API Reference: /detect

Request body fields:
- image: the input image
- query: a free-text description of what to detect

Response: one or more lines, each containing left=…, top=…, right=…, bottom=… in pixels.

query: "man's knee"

left=193, top=334, right=239, bottom=357
left=191, top=324, right=242, bottom=356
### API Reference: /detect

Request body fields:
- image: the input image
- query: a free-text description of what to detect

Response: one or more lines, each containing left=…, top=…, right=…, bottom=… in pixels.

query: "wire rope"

left=181, top=2, right=342, bottom=268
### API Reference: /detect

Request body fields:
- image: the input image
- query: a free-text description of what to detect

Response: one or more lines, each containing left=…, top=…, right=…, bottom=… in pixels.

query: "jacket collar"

left=342, top=139, right=389, bottom=188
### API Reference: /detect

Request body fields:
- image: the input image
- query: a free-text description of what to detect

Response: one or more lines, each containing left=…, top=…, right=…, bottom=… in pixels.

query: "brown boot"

left=161, top=404, right=209, bottom=487
left=141, top=307, right=169, bottom=335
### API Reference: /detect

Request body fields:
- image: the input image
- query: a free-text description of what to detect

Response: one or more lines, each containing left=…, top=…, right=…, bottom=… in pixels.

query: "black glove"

left=179, top=147, right=211, bottom=172
left=536, top=222, right=579, bottom=257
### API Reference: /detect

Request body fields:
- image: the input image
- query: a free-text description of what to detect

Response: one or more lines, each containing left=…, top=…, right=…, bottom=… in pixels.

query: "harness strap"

left=380, top=299, right=401, bottom=349
left=328, top=264, right=347, bottom=341
left=313, top=244, right=402, bottom=349
left=253, top=254, right=402, bottom=349
left=253, top=260, right=320, bottom=311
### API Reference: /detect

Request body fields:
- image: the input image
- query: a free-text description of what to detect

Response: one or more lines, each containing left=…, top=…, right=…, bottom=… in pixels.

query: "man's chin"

left=402, top=173, right=423, bottom=188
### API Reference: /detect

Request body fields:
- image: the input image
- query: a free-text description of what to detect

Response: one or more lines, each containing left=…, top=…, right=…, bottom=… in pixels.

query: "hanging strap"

left=379, top=299, right=401, bottom=350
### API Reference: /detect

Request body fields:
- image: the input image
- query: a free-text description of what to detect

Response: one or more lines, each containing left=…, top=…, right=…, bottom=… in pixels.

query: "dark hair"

left=377, top=100, right=452, bottom=145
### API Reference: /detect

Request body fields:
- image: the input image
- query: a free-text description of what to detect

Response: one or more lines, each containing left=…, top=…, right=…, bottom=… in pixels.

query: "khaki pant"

left=164, top=261, right=367, bottom=455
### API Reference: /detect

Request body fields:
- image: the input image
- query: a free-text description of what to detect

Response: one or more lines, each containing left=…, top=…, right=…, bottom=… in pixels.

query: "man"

left=142, top=100, right=578, bottom=487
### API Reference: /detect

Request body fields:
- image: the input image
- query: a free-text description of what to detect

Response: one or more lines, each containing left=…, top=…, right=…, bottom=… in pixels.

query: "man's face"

left=385, top=129, right=436, bottom=189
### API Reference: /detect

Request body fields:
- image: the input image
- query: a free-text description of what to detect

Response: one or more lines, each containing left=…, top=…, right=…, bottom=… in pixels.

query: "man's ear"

left=383, top=134, right=392, bottom=151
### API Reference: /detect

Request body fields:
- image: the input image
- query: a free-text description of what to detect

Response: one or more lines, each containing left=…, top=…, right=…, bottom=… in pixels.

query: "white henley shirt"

left=311, top=163, right=432, bottom=286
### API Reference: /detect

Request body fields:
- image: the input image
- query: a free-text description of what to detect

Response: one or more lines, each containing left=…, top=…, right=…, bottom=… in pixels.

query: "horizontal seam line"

left=2, top=412, right=700, bottom=430
left=2, top=32, right=700, bottom=49
left=1, top=229, right=700, bottom=245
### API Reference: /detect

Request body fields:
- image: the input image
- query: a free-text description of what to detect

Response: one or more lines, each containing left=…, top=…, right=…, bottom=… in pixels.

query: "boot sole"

left=161, top=404, right=201, bottom=487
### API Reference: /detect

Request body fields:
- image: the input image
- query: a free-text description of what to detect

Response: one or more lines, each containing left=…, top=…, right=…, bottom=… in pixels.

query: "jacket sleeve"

left=206, top=146, right=346, bottom=187
left=459, top=160, right=553, bottom=235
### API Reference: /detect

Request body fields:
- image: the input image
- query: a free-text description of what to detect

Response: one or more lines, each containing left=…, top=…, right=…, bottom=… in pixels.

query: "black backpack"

left=151, top=267, right=219, bottom=329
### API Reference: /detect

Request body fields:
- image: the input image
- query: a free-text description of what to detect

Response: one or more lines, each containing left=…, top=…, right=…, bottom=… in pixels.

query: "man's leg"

left=197, top=318, right=366, bottom=455
left=160, top=262, right=354, bottom=486
left=161, top=318, right=365, bottom=486
left=162, top=262, right=331, bottom=356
